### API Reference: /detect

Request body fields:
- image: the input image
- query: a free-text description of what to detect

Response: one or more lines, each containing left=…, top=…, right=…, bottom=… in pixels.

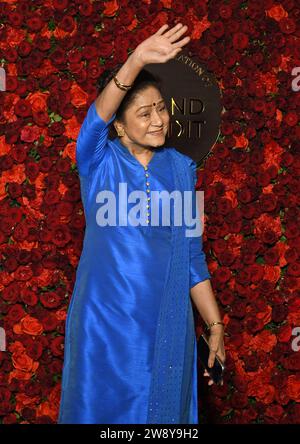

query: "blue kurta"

left=58, top=100, right=211, bottom=424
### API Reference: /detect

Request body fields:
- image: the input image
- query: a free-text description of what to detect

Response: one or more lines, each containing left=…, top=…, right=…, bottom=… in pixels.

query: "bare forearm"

left=95, top=53, right=143, bottom=123
left=190, top=279, right=223, bottom=327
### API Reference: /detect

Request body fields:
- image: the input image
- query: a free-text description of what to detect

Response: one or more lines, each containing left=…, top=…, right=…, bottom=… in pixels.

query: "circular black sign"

left=146, top=50, right=222, bottom=165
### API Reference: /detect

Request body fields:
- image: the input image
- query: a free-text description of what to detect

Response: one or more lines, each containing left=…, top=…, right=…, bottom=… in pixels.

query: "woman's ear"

left=114, top=122, right=125, bottom=137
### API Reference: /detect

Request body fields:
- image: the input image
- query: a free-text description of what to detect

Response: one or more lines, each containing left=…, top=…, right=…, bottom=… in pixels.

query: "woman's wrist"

left=205, top=321, right=225, bottom=335
left=111, top=52, right=144, bottom=94
left=128, top=48, right=145, bottom=71
left=205, top=320, right=224, bottom=330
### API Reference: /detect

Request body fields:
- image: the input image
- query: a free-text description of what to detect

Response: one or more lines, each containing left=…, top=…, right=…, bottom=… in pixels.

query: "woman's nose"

left=151, top=110, right=163, bottom=126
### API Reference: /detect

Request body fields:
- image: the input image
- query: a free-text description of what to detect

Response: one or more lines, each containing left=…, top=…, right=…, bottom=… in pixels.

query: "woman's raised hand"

left=132, top=23, right=190, bottom=68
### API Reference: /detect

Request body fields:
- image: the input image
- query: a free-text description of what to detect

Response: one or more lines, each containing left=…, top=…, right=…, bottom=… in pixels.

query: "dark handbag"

left=197, top=333, right=225, bottom=385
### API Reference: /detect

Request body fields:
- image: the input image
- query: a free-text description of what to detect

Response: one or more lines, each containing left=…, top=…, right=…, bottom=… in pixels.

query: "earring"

left=117, top=127, right=125, bottom=137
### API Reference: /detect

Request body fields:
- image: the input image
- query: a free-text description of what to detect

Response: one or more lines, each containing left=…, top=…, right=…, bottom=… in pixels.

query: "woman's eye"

left=140, top=106, right=166, bottom=117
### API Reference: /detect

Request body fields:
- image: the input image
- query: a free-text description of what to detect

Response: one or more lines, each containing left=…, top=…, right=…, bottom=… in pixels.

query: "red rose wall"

left=0, top=0, right=299, bottom=425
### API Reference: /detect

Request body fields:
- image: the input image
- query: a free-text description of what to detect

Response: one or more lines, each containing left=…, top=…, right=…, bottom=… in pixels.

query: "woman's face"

left=115, top=85, right=170, bottom=150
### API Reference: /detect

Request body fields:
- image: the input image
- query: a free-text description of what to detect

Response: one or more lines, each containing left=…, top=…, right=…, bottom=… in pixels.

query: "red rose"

left=277, top=324, right=292, bottom=343
left=232, top=32, right=249, bottom=50
left=279, top=17, right=296, bottom=34
left=14, top=99, right=32, bottom=118
left=59, top=16, right=76, bottom=33
left=40, top=313, right=60, bottom=332
left=283, top=354, right=300, bottom=371
left=35, top=416, right=54, bottom=424
left=170, top=1, right=185, bottom=14
left=18, top=41, right=31, bottom=57
left=287, top=375, right=300, bottom=402
left=48, top=121, right=65, bottom=137
left=47, top=360, right=63, bottom=377
left=21, top=407, right=36, bottom=422
left=289, top=404, right=300, bottom=424
left=230, top=392, right=248, bottom=409
left=35, top=35, right=52, bottom=51
left=40, top=292, right=62, bottom=309
left=26, top=340, right=44, bottom=361
left=26, top=14, right=44, bottom=32
left=50, top=47, right=65, bottom=66
left=6, top=305, right=26, bottom=324
left=70, top=213, right=85, bottom=230
left=245, top=316, right=264, bottom=333
left=226, top=318, right=241, bottom=336
left=272, top=304, right=288, bottom=323
left=43, top=190, right=61, bottom=206
left=218, top=289, right=235, bottom=306
left=33, top=109, right=50, bottom=127
left=50, top=337, right=64, bottom=357
left=52, top=0, right=68, bottom=11
left=55, top=202, right=73, bottom=217
left=219, top=4, right=232, bottom=19
left=79, top=2, right=93, bottom=17
left=231, top=300, right=247, bottom=318
left=287, top=262, right=300, bottom=277
left=48, top=225, right=71, bottom=247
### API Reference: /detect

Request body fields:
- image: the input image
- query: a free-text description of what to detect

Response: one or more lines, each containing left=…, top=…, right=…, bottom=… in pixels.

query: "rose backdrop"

left=0, top=0, right=299, bottom=425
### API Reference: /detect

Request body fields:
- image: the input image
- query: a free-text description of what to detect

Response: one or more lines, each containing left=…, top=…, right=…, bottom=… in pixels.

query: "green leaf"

left=49, top=112, right=62, bottom=123
left=256, top=257, right=265, bottom=264
left=28, top=148, right=40, bottom=161
left=264, top=322, right=278, bottom=330
left=48, top=18, right=56, bottom=31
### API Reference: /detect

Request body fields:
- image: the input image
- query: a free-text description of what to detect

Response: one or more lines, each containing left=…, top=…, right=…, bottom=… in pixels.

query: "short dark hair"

left=96, top=65, right=164, bottom=139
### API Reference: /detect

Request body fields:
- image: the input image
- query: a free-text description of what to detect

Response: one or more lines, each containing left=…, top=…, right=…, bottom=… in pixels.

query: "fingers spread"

left=164, top=23, right=184, bottom=39
left=155, top=24, right=169, bottom=35
left=167, top=26, right=189, bottom=43
left=172, top=36, right=191, bottom=48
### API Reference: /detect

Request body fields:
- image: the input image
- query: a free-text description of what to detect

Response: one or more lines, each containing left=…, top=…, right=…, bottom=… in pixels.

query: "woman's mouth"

left=149, top=129, right=164, bottom=136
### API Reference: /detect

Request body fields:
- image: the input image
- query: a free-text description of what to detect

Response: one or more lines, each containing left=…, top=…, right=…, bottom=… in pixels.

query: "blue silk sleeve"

left=76, top=100, right=116, bottom=176
left=188, top=159, right=211, bottom=289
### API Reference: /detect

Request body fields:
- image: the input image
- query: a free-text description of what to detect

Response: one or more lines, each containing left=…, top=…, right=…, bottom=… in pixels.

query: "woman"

left=58, top=23, right=226, bottom=424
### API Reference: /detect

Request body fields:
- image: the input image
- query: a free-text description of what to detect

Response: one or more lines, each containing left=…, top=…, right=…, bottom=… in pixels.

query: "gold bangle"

left=205, top=321, right=225, bottom=331
left=113, top=75, right=133, bottom=91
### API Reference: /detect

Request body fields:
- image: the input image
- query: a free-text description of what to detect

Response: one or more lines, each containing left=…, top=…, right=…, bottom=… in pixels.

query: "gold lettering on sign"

left=168, top=96, right=206, bottom=138
left=190, top=98, right=205, bottom=115
left=167, top=119, right=206, bottom=139
left=175, top=54, right=214, bottom=87
left=171, top=97, right=186, bottom=116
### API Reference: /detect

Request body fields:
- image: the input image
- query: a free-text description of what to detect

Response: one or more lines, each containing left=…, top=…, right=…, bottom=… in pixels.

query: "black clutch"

left=197, top=333, right=225, bottom=385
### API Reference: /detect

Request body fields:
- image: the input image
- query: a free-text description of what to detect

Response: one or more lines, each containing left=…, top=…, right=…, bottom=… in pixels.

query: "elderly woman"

left=58, top=23, right=225, bottom=424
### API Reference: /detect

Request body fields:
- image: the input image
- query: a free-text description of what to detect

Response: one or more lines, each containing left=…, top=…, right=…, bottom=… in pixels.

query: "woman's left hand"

left=203, top=327, right=226, bottom=386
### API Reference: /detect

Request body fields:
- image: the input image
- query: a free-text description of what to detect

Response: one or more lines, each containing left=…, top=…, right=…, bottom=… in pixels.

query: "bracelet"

left=205, top=321, right=225, bottom=331
left=113, top=75, right=133, bottom=91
